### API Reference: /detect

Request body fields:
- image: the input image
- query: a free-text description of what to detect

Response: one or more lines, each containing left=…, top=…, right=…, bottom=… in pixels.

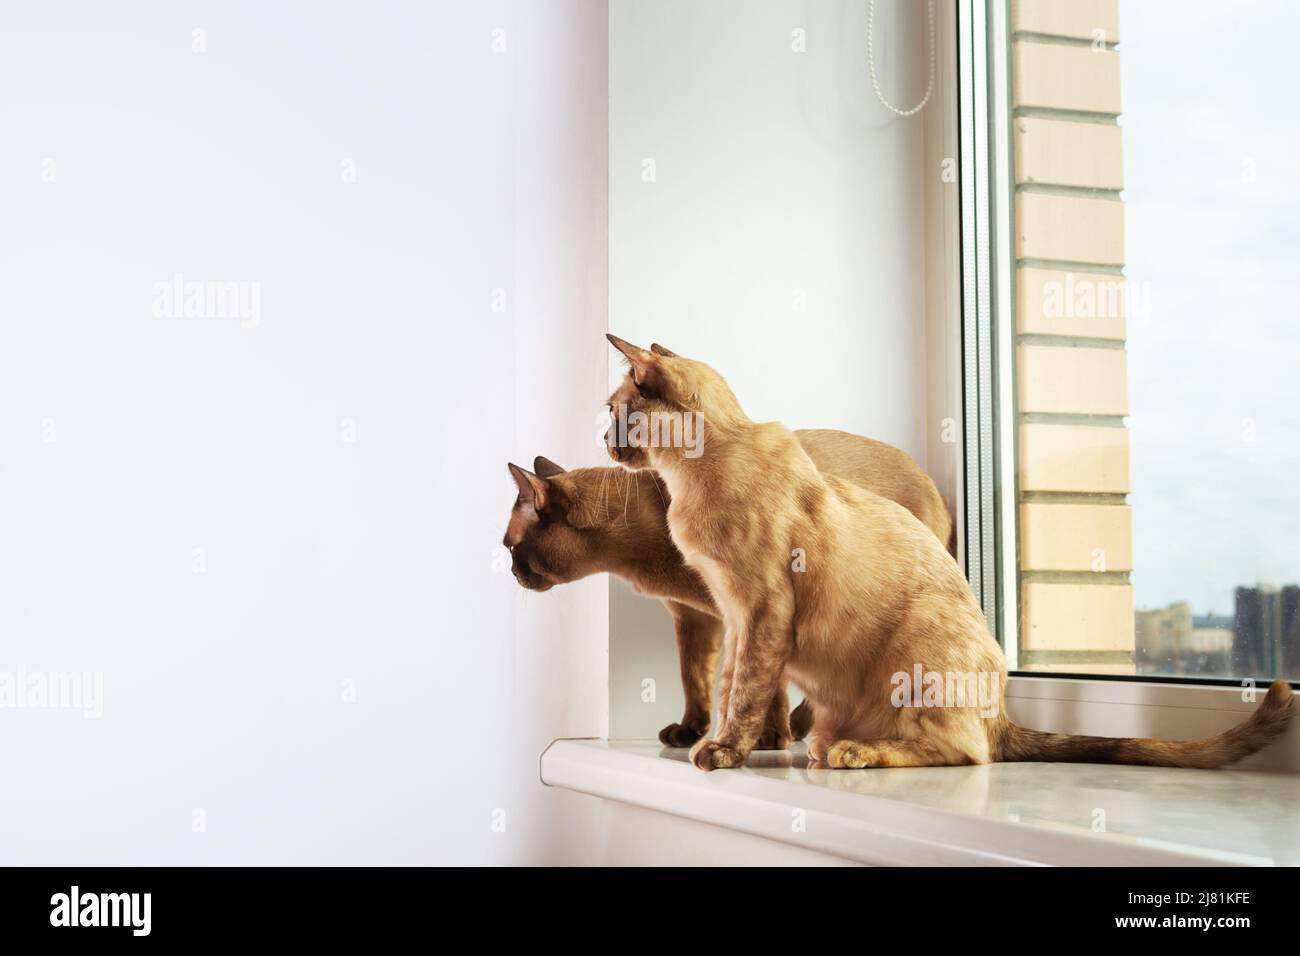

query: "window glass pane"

left=1125, top=1, right=1300, bottom=681
left=1007, top=1, right=1300, bottom=682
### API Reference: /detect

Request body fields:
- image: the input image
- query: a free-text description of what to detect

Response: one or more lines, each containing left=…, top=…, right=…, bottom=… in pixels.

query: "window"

left=984, top=0, right=1300, bottom=685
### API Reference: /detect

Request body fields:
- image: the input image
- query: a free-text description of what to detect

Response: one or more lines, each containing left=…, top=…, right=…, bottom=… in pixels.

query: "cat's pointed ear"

left=533, top=456, right=566, bottom=478
left=507, top=462, right=549, bottom=510
left=606, top=333, right=660, bottom=387
left=649, top=343, right=678, bottom=358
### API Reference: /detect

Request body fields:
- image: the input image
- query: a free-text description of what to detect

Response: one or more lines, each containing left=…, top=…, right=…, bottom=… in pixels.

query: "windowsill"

left=540, top=739, right=1300, bottom=866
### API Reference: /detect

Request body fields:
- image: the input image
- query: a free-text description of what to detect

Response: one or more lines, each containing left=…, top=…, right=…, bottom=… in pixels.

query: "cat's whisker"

left=600, top=466, right=613, bottom=522
left=620, top=469, right=632, bottom=528
left=592, top=466, right=606, bottom=521
left=650, top=473, right=668, bottom=511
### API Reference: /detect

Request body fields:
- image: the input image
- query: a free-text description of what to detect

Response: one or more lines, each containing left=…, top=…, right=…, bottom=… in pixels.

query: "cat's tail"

left=997, top=679, right=1294, bottom=769
left=789, top=699, right=814, bottom=741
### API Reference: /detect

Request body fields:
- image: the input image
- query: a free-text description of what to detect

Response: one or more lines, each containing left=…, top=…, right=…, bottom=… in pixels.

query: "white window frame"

left=956, top=0, right=1016, bottom=649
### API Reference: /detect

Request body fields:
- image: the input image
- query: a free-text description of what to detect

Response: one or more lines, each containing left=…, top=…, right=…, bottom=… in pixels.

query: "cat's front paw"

left=659, top=718, right=709, bottom=748
left=689, top=739, right=745, bottom=771
left=826, top=740, right=877, bottom=768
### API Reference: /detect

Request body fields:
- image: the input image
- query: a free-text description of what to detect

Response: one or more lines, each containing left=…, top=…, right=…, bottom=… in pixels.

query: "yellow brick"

left=1020, top=502, right=1132, bottom=572
left=1017, top=193, right=1124, bottom=266
left=1018, top=345, right=1128, bottom=415
left=1021, top=582, right=1134, bottom=651
left=1013, top=42, right=1121, bottom=114
left=1018, top=267, right=1126, bottom=339
left=1019, top=423, right=1130, bottom=493
left=1012, top=0, right=1120, bottom=42
left=1015, top=117, right=1123, bottom=189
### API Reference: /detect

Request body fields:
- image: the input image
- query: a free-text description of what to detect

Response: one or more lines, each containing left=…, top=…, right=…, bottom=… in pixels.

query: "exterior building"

left=1135, top=602, right=1190, bottom=675
left=1011, top=0, right=1133, bottom=675
left=1234, top=584, right=1300, bottom=680
left=1136, top=602, right=1231, bottom=677
left=1283, top=586, right=1300, bottom=678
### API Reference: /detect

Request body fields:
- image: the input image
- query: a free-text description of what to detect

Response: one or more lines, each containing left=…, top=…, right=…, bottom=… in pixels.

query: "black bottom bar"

left=0, top=866, right=1289, bottom=942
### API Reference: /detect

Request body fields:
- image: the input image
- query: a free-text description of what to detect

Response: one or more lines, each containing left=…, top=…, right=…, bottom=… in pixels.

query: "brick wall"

left=1010, top=0, right=1133, bottom=673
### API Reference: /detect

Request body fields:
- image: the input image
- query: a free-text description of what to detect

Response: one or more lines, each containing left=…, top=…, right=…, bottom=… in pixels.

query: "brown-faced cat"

left=605, top=334, right=1293, bottom=771
left=503, top=428, right=953, bottom=748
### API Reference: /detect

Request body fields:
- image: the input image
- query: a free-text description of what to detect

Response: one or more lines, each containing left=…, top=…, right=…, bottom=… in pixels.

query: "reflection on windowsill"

left=634, top=740, right=1300, bottom=866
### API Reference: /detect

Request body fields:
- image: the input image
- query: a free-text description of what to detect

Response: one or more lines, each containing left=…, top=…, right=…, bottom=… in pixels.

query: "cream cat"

left=605, top=335, right=1293, bottom=771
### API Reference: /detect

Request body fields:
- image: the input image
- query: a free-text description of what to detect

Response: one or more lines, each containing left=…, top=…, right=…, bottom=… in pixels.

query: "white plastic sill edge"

left=539, top=739, right=1238, bottom=867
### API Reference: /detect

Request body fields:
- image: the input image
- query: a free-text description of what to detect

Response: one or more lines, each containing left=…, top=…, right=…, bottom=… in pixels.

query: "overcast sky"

left=1120, top=1, right=1300, bottom=616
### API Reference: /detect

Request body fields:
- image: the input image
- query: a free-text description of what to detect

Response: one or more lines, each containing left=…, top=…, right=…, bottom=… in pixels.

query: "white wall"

left=608, top=0, right=931, bottom=738
left=0, top=0, right=609, bottom=865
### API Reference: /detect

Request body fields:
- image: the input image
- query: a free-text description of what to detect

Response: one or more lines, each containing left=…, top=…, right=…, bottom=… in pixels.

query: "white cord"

left=867, top=0, right=936, bottom=117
